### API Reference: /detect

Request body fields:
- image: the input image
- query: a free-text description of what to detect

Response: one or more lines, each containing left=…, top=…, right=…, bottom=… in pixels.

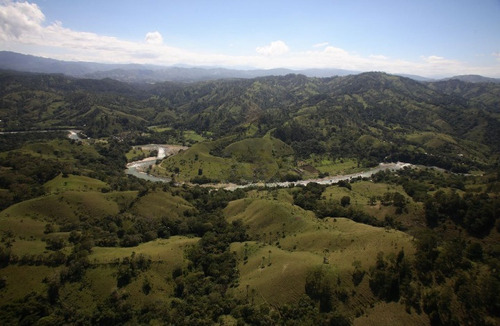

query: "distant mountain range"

left=441, top=74, right=500, bottom=84
left=0, top=51, right=357, bottom=83
left=1, top=51, right=499, bottom=84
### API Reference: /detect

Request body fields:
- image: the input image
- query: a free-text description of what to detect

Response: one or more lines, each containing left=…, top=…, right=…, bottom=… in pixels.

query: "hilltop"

left=1, top=69, right=498, bottom=174
left=0, top=67, right=499, bottom=325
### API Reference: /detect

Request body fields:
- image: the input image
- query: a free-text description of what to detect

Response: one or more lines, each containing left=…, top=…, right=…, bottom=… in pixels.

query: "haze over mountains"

left=2, top=51, right=499, bottom=84
left=0, top=51, right=357, bottom=83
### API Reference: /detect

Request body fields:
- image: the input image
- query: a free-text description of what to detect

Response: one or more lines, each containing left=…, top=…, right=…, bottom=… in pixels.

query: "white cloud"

left=0, top=1, right=499, bottom=77
left=421, top=55, right=455, bottom=64
left=313, top=42, right=329, bottom=48
left=322, top=46, right=349, bottom=57
left=145, top=31, right=163, bottom=45
left=369, top=54, right=389, bottom=60
left=256, top=40, right=289, bottom=56
left=0, top=0, right=44, bottom=40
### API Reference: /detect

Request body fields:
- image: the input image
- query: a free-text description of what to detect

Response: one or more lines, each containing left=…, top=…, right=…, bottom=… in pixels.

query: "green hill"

left=2, top=71, right=499, bottom=170
left=1, top=71, right=499, bottom=325
left=158, top=135, right=296, bottom=183
left=44, top=174, right=108, bottom=193
left=221, top=191, right=429, bottom=325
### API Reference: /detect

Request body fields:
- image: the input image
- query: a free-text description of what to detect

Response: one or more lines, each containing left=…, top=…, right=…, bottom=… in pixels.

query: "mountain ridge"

left=1, top=69, right=498, bottom=172
left=0, top=51, right=359, bottom=83
left=444, top=74, right=500, bottom=84
left=7, top=51, right=500, bottom=84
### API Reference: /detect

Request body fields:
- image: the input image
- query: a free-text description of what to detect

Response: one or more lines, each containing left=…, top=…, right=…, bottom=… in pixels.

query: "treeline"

left=3, top=71, right=499, bottom=171
left=0, top=152, right=64, bottom=208
left=292, top=181, right=406, bottom=229
left=368, top=234, right=500, bottom=326
left=372, top=167, right=499, bottom=238
left=0, top=138, right=150, bottom=209
left=425, top=190, right=499, bottom=237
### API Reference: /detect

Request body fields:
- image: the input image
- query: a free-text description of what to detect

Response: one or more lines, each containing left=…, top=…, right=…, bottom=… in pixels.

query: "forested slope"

left=2, top=71, right=498, bottom=171
left=0, top=70, right=499, bottom=325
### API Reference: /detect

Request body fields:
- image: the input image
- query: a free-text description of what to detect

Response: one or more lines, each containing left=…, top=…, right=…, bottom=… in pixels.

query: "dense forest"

left=0, top=71, right=499, bottom=325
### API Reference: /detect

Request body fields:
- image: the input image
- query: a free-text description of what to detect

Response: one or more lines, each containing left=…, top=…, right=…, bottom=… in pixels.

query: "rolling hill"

left=2, top=70, right=498, bottom=172
left=0, top=63, right=499, bottom=325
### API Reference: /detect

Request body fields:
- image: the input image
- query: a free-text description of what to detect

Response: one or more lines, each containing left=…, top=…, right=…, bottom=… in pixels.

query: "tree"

left=369, top=250, right=411, bottom=302
left=340, top=196, right=351, bottom=207
left=338, top=180, right=351, bottom=190
left=305, top=266, right=336, bottom=312
left=392, top=192, right=406, bottom=214
left=0, top=246, right=11, bottom=267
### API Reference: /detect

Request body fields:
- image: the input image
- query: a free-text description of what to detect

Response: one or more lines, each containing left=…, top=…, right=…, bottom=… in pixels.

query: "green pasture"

left=89, top=236, right=198, bottom=264
left=130, top=191, right=195, bottom=220
left=302, top=156, right=359, bottom=176
left=225, top=195, right=415, bottom=307
left=0, top=265, right=55, bottom=305
left=15, top=139, right=101, bottom=162
left=0, top=191, right=121, bottom=232
left=158, top=136, right=296, bottom=183
left=44, top=174, right=107, bottom=193
left=126, top=146, right=156, bottom=161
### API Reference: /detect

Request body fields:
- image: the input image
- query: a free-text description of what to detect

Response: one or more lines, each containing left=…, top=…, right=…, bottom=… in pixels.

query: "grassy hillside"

left=1, top=72, right=499, bottom=325
left=0, top=236, right=198, bottom=315
left=3, top=71, right=499, bottom=171
left=0, top=191, right=120, bottom=228
left=226, top=196, right=415, bottom=310
left=157, top=135, right=296, bottom=183
left=129, top=191, right=196, bottom=220
left=0, top=161, right=498, bottom=324
left=44, top=174, right=108, bottom=193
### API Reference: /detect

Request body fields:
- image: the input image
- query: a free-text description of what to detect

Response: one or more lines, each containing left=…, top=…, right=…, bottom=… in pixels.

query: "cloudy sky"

left=1, top=0, right=499, bottom=77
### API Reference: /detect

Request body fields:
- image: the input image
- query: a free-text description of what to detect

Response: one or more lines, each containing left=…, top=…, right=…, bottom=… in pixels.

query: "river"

left=221, top=162, right=411, bottom=190
left=0, top=129, right=83, bottom=140
left=124, top=145, right=411, bottom=190
left=125, top=144, right=187, bottom=183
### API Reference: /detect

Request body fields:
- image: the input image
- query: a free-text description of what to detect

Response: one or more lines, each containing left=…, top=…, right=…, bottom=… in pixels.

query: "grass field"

left=225, top=195, right=415, bottom=313
left=183, top=130, right=207, bottom=143
left=353, top=301, right=430, bottom=326
left=44, top=174, right=108, bottom=193
left=0, top=214, right=47, bottom=239
left=147, top=127, right=208, bottom=142
left=321, top=181, right=426, bottom=227
left=0, top=191, right=120, bottom=229
left=0, top=265, right=55, bottom=305
left=89, top=236, right=198, bottom=264
left=130, top=191, right=195, bottom=220
left=157, top=136, right=296, bottom=183
left=301, top=156, right=360, bottom=176
left=126, top=146, right=157, bottom=161
left=230, top=242, right=324, bottom=304
left=12, top=139, right=102, bottom=163
left=85, top=236, right=199, bottom=309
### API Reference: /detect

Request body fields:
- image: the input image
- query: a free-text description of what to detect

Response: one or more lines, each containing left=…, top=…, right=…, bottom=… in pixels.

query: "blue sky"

left=1, top=0, right=499, bottom=77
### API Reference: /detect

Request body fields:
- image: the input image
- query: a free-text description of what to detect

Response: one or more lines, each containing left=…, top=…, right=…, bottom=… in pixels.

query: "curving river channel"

left=125, top=144, right=187, bottom=183
left=125, top=144, right=412, bottom=190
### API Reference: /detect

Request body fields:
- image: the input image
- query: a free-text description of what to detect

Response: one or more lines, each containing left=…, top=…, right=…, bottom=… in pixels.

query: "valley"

left=0, top=69, right=498, bottom=325
left=126, top=146, right=411, bottom=190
